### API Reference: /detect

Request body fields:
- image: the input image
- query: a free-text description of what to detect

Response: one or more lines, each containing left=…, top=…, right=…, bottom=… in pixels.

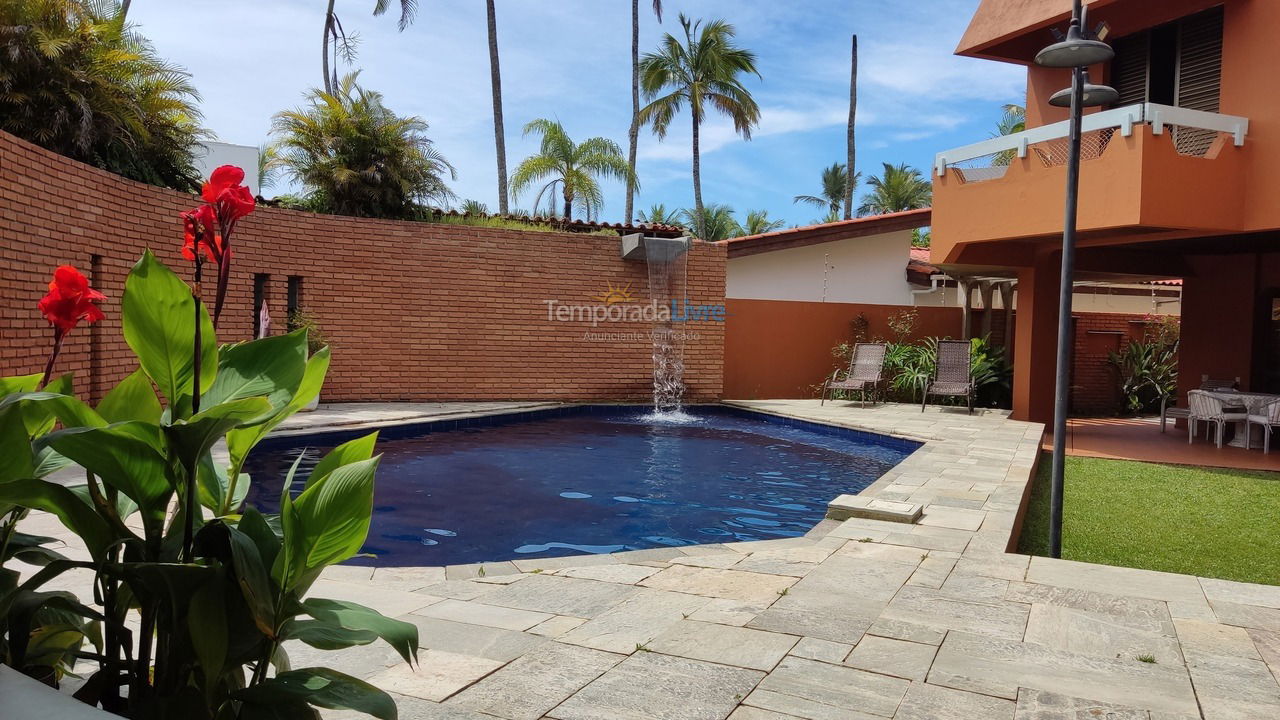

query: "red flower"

left=39, top=265, right=106, bottom=333
left=202, top=165, right=256, bottom=225
left=201, top=165, right=246, bottom=203
left=181, top=204, right=224, bottom=262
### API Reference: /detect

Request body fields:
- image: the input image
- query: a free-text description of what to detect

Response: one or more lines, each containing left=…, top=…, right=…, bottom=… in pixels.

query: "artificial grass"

left=1018, top=455, right=1280, bottom=586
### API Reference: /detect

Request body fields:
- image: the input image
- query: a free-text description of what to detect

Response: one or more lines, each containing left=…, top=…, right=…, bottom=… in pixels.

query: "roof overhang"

left=720, top=208, right=931, bottom=259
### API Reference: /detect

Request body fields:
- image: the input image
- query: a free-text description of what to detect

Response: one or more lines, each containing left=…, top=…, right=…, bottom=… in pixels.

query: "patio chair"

left=1160, top=376, right=1242, bottom=432
left=1245, top=398, right=1280, bottom=453
left=921, top=340, right=974, bottom=414
left=1186, top=390, right=1247, bottom=448
left=821, top=343, right=886, bottom=407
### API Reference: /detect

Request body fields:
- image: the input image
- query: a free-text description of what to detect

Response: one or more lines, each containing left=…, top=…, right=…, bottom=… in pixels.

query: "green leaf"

left=301, top=598, right=418, bottom=666
left=291, top=456, right=380, bottom=573
left=237, top=507, right=281, bottom=578
left=165, top=397, right=273, bottom=476
left=97, top=369, right=163, bottom=424
left=0, top=390, right=105, bottom=435
left=194, top=520, right=277, bottom=638
left=188, top=571, right=228, bottom=687
left=281, top=619, right=377, bottom=650
left=122, top=250, right=217, bottom=414
left=6, top=531, right=69, bottom=566
left=236, top=667, right=397, bottom=720
left=0, top=373, right=42, bottom=396
left=226, top=347, right=331, bottom=483
left=0, top=480, right=115, bottom=562
left=44, top=422, right=171, bottom=529
left=0, top=405, right=35, bottom=482
left=204, top=330, right=308, bottom=410
left=306, top=432, right=379, bottom=490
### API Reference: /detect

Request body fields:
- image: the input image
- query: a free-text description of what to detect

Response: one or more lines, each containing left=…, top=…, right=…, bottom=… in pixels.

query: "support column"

left=999, top=282, right=1015, bottom=350
left=959, top=280, right=974, bottom=340
left=979, top=281, right=996, bottom=339
left=1012, top=251, right=1061, bottom=423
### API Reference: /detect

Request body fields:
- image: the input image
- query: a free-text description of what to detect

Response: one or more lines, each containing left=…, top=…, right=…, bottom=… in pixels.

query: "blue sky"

left=130, top=0, right=1025, bottom=227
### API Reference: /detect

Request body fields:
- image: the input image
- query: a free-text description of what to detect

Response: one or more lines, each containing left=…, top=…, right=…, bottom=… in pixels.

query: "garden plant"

left=0, top=166, right=416, bottom=719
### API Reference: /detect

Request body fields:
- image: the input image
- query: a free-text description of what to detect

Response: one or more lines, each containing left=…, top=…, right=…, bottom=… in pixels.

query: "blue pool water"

left=243, top=406, right=917, bottom=567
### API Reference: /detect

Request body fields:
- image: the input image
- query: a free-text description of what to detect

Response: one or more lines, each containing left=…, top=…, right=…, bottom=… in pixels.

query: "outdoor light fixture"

left=1036, top=0, right=1115, bottom=560
left=1048, top=73, right=1119, bottom=107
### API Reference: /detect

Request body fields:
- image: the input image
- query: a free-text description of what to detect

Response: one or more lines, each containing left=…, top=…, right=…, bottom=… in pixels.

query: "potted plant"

left=289, top=309, right=329, bottom=411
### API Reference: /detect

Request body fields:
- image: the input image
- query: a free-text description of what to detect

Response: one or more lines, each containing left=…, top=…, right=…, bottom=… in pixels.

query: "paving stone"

left=555, top=563, right=661, bottom=584
left=842, top=634, right=937, bottom=681
left=372, top=566, right=448, bottom=592
left=365, top=650, right=505, bottom=702
left=481, top=573, right=638, bottom=618
left=446, top=642, right=623, bottom=720
left=308, top=578, right=441, bottom=617
left=668, top=553, right=743, bottom=569
left=726, top=708, right=801, bottom=720
left=787, top=637, right=851, bottom=664
left=558, top=588, right=709, bottom=654
left=865, top=617, right=946, bottom=646
left=510, top=553, right=622, bottom=573
left=547, top=651, right=763, bottom=720
left=878, top=583, right=1029, bottom=642
left=1023, top=602, right=1183, bottom=665
left=1005, top=581, right=1174, bottom=635
left=415, top=579, right=501, bottom=602
left=928, top=631, right=1200, bottom=715
left=1201, top=577, right=1280, bottom=610
left=952, top=552, right=1029, bottom=581
left=648, top=620, right=798, bottom=671
left=881, top=524, right=972, bottom=552
left=918, top=505, right=987, bottom=531
left=826, top=494, right=922, bottom=523
left=731, top=546, right=834, bottom=577
left=1012, top=688, right=1152, bottom=720
left=748, top=555, right=914, bottom=644
left=640, top=564, right=797, bottom=604
left=413, top=599, right=552, bottom=631
left=528, top=615, right=587, bottom=638
left=1211, top=600, right=1280, bottom=632
left=834, top=540, right=930, bottom=566
left=1247, top=628, right=1280, bottom=682
left=743, top=656, right=908, bottom=719
left=686, top=597, right=769, bottom=627
left=282, top=637, right=403, bottom=680
left=895, top=682, right=1015, bottom=720
left=324, top=693, right=493, bottom=720
left=905, top=552, right=958, bottom=589
left=445, top=562, right=520, bottom=581
left=322, top=564, right=374, bottom=583
left=405, top=616, right=546, bottom=662
left=1174, top=618, right=1263, bottom=661
left=1185, top=650, right=1280, bottom=720
left=1026, top=557, right=1207, bottom=605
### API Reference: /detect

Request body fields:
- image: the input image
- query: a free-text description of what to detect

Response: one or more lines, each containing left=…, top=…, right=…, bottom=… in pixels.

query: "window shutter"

left=1176, top=6, right=1224, bottom=112
left=1111, top=33, right=1149, bottom=106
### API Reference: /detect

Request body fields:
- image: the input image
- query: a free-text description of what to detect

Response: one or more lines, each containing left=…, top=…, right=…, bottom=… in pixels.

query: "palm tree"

left=992, top=103, right=1026, bottom=166
left=741, top=209, right=784, bottom=236
left=486, top=0, right=509, bottom=214
left=510, top=119, right=635, bottom=220
left=323, top=0, right=417, bottom=94
left=269, top=72, right=455, bottom=218
left=0, top=0, right=205, bottom=190
left=637, top=203, right=682, bottom=226
left=857, top=162, right=931, bottom=216
left=459, top=199, right=490, bottom=216
left=627, top=0, right=663, bottom=224
left=679, top=204, right=741, bottom=242
left=844, top=34, right=857, bottom=219
left=794, top=163, right=860, bottom=219
left=639, top=14, right=760, bottom=237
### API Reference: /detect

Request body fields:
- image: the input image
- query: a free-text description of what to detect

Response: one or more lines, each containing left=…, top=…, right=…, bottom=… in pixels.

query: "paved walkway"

left=1055, top=416, right=1280, bottom=472
left=12, top=401, right=1280, bottom=719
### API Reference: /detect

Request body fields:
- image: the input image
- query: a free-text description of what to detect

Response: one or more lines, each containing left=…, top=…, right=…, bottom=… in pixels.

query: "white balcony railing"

left=934, top=103, right=1249, bottom=183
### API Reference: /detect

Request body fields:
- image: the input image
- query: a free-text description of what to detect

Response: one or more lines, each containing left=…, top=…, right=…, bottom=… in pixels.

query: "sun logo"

left=591, top=281, right=636, bottom=305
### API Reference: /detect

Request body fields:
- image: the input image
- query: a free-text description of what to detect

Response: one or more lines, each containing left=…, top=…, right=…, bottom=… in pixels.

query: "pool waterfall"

left=643, top=237, right=691, bottom=413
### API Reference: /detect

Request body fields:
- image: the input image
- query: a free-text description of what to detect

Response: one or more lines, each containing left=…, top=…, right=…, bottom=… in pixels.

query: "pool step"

left=825, top=495, right=922, bottom=524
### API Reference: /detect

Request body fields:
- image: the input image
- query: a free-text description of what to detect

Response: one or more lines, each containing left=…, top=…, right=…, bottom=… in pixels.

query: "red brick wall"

left=1070, top=312, right=1172, bottom=414
left=0, top=132, right=725, bottom=403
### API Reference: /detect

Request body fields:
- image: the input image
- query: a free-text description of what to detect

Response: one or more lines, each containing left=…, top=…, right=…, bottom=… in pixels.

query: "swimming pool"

left=243, top=406, right=918, bottom=567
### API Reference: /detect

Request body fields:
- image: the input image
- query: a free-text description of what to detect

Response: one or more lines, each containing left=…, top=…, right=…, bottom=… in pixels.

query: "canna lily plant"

left=0, top=166, right=417, bottom=718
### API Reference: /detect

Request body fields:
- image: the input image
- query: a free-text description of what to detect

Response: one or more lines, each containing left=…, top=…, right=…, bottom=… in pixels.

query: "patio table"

left=1200, top=390, right=1280, bottom=448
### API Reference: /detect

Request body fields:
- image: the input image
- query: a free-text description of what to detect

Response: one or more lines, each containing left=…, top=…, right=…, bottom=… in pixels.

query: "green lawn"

left=1018, top=455, right=1280, bottom=586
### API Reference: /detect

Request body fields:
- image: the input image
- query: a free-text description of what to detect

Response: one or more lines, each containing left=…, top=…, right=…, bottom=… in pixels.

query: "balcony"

left=931, top=103, right=1250, bottom=265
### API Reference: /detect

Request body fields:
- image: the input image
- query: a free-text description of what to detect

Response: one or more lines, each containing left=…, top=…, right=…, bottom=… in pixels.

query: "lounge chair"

left=1186, top=389, right=1247, bottom=448
left=922, top=340, right=974, bottom=414
left=821, top=343, right=886, bottom=407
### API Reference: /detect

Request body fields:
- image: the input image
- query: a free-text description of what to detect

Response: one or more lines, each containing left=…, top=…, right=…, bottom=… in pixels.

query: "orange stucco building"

left=932, top=0, right=1280, bottom=422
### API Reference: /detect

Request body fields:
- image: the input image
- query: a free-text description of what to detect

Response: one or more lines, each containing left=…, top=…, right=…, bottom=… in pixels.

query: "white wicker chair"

left=1160, top=376, right=1240, bottom=432
left=1186, top=390, right=1247, bottom=448
left=1245, top=398, right=1280, bottom=453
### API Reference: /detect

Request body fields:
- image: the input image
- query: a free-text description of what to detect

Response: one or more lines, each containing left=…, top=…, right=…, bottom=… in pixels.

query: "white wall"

left=727, top=229, right=918, bottom=305
left=194, top=141, right=261, bottom=196
left=912, top=282, right=1181, bottom=315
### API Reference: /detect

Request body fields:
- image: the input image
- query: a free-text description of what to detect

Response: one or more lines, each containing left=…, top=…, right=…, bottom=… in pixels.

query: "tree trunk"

left=322, top=0, right=335, bottom=95
left=626, top=0, right=640, bottom=225
left=691, top=113, right=703, bottom=237
left=843, top=34, right=857, bottom=220
left=120, top=0, right=132, bottom=20
left=486, top=0, right=509, bottom=214
left=564, top=183, right=574, bottom=220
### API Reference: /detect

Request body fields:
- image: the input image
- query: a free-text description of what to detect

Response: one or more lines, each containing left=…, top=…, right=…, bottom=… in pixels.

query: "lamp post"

left=1034, top=0, right=1116, bottom=558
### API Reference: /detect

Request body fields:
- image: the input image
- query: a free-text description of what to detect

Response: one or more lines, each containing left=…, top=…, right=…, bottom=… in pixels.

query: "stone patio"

left=11, top=400, right=1280, bottom=719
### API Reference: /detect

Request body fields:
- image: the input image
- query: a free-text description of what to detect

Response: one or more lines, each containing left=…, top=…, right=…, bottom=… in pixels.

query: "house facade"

left=932, top=0, right=1276, bottom=423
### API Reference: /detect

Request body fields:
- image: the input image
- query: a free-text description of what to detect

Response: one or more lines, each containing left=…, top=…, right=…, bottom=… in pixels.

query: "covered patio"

left=1053, top=416, right=1280, bottom=472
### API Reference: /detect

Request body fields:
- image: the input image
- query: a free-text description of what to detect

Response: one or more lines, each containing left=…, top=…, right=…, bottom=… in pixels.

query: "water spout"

left=643, top=237, right=691, bottom=413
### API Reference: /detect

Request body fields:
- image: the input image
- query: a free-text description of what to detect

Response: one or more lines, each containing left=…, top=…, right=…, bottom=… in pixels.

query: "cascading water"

left=643, top=237, right=691, bottom=416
